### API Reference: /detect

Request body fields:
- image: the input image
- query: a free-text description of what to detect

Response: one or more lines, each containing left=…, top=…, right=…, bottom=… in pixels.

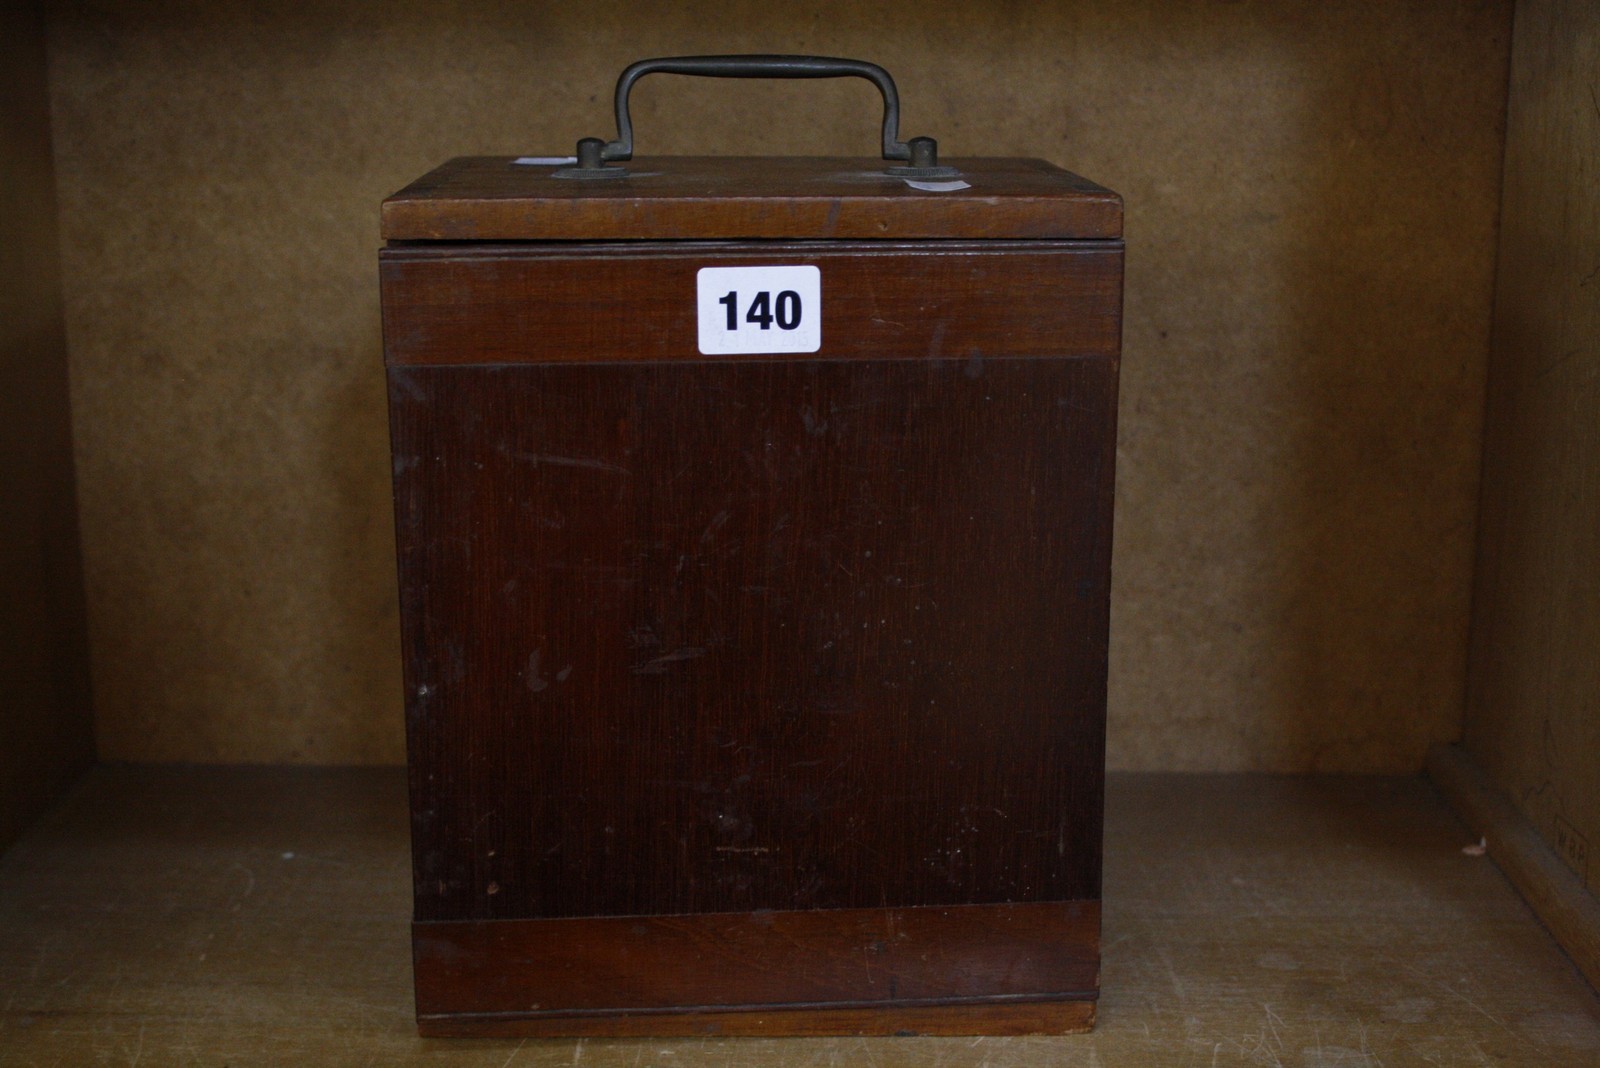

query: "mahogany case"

left=381, top=154, right=1124, bottom=1036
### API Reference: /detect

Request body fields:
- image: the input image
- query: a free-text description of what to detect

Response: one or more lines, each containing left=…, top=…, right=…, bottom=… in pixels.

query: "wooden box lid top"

left=381, top=156, right=1122, bottom=242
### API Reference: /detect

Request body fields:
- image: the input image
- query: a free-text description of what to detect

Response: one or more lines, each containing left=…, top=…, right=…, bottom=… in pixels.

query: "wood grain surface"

left=414, top=902, right=1098, bottom=1034
left=385, top=219, right=1118, bottom=1028
left=381, top=156, right=1122, bottom=241
left=1429, top=743, right=1600, bottom=995
left=1464, top=0, right=1600, bottom=903
left=418, top=1000, right=1094, bottom=1039
left=2, top=769, right=1597, bottom=1063
left=380, top=242, right=1122, bottom=366
left=389, top=358, right=1114, bottom=922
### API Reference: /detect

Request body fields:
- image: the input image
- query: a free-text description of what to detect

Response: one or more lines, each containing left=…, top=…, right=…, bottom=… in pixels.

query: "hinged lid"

left=381, top=55, right=1118, bottom=243
left=382, top=156, right=1122, bottom=242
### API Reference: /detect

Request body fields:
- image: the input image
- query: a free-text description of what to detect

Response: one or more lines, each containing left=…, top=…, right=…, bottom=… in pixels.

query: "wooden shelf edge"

left=417, top=998, right=1096, bottom=1038
left=1427, top=742, right=1600, bottom=994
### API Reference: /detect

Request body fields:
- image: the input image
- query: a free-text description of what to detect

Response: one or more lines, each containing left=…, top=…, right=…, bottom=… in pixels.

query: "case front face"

left=382, top=166, right=1122, bottom=1037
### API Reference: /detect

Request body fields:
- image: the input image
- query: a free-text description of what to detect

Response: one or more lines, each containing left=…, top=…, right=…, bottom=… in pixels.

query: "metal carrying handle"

left=563, top=54, right=950, bottom=178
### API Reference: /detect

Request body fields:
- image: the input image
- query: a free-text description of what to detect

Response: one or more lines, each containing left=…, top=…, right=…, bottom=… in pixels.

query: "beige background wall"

left=1, top=1, right=94, bottom=848
left=1466, top=0, right=1599, bottom=895
left=46, top=0, right=1511, bottom=771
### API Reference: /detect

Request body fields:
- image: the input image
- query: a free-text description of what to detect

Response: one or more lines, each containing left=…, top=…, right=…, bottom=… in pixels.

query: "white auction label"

left=696, top=266, right=821, bottom=355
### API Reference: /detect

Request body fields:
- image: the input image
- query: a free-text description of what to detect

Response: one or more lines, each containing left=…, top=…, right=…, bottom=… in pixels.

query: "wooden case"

left=381, top=155, right=1123, bottom=1036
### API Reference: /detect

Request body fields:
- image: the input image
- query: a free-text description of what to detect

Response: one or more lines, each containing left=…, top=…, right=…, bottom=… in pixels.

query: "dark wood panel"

left=381, top=156, right=1122, bottom=242
left=0, top=0, right=94, bottom=852
left=388, top=356, right=1115, bottom=923
left=414, top=900, right=1099, bottom=1025
left=380, top=242, right=1123, bottom=366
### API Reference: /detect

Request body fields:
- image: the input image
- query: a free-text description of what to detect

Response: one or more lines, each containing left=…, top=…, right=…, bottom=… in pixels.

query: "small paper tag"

left=696, top=266, right=822, bottom=356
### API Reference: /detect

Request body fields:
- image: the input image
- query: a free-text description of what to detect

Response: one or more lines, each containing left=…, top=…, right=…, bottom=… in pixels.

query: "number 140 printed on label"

left=696, top=265, right=821, bottom=355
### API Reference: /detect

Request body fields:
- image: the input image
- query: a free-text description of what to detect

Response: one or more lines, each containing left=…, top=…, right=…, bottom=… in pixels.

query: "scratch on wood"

left=514, top=452, right=629, bottom=475
left=628, top=647, right=707, bottom=674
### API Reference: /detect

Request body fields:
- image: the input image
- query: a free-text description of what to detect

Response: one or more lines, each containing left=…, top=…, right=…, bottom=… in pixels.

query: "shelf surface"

left=0, top=768, right=1596, bottom=1065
